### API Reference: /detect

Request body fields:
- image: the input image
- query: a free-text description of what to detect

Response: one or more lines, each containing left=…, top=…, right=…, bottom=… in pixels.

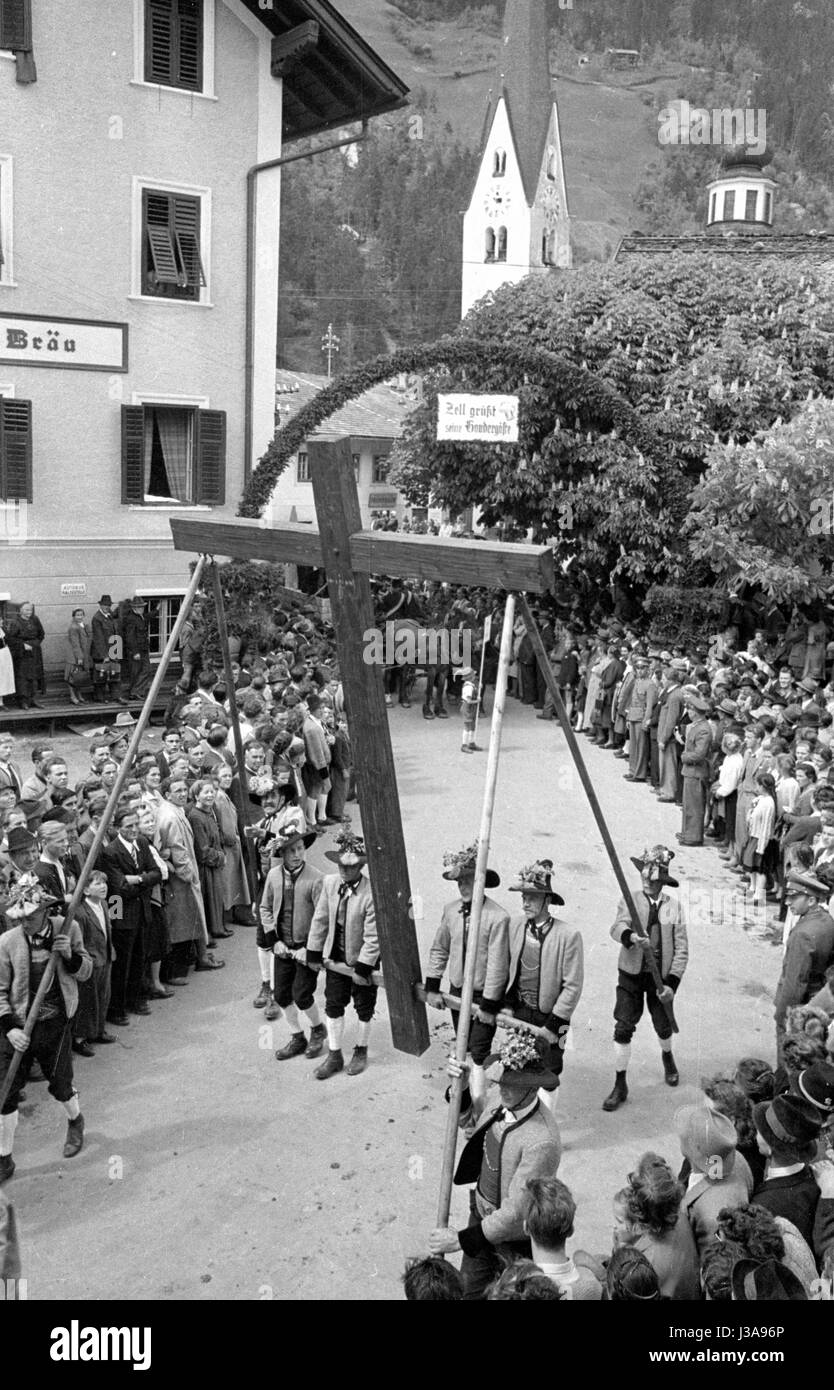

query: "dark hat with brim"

left=17, top=799, right=44, bottom=825
left=484, top=1036, right=558, bottom=1091
left=796, top=1061, right=834, bottom=1114
left=631, top=845, right=679, bottom=888
left=630, top=857, right=679, bottom=888
left=99, top=594, right=112, bottom=606
left=6, top=826, right=37, bottom=853
left=507, top=861, right=564, bottom=906
left=752, top=1095, right=821, bottom=1160
left=731, top=1258, right=807, bottom=1302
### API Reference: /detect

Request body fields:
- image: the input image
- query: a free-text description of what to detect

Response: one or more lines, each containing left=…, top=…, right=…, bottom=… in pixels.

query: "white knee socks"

left=326, top=1017, right=345, bottom=1052
left=659, top=1036, right=673, bottom=1054
left=305, top=1003, right=321, bottom=1028
left=355, top=1020, right=371, bottom=1049
left=0, top=1110, right=18, bottom=1156
left=284, top=1003, right=300, bottom=1032
left=614, top=1042, right=631, bottom=1071
left=257, top=947, right=273, bottom=986
left=316, top=793, right=328, bottom=822
left=63, top=1093, right=81, bottom=1120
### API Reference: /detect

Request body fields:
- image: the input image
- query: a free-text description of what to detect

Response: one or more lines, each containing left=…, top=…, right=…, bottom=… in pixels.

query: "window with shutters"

left=144, top=0, right=203, bottom=92
left=372, top=455, right=390, bottom=484
left=0, top=155, right=13, bottom=285
left=0, top=395, right=32, bottom=502
left=296, top=452, right=310, bottom=483
left=121, top=403, right=225, bottom=506
left=142, top=189, right=206, bottom=301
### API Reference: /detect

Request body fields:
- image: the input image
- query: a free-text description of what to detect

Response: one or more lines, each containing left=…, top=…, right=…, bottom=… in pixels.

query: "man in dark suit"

left=120, top=596, right=151, bottom=703
left=100, top=805, right=161, bottom=1025
left=33, top=821, right=76, bottom=908
left=155, top=728, right=184, bottom=781
left=90, top=594, right=120, bottom=704
left=751, top=1093, right=824, bottom=1254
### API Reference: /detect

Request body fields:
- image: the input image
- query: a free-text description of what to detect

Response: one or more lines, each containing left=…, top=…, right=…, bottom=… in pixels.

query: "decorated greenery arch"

left=239, top=337, right=662, bottom=519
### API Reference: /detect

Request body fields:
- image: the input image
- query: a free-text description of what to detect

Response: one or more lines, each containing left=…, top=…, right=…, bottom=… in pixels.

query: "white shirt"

left=766, top=1162, right=806, bottom=1180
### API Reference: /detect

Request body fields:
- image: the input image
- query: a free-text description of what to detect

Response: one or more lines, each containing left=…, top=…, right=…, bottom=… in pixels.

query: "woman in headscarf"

left=8, top=602, right=45, bottom=709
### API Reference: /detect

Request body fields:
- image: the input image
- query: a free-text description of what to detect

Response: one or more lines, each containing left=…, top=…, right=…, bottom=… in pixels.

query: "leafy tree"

left=384, top=253, right=834, bottom=605
left=685, top=398, right=834, bottom=604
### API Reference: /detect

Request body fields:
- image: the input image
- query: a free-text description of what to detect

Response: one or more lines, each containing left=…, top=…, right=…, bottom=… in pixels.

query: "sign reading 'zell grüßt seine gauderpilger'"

left=0, top=313, right=128, bottom=372
left=436, top=393, right=519, bottom=442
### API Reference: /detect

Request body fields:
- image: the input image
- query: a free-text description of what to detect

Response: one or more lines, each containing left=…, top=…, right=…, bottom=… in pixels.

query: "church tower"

left=461, top=0, right=571, bottom=319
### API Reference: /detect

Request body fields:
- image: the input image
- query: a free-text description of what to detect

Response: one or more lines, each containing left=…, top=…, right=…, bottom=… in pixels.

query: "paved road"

left=14, top=701, right=781, bottom=1299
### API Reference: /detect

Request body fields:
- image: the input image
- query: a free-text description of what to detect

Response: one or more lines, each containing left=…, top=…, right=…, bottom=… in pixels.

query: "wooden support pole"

left=0, top=556, right=208, bottom=1112
left=518, top=597, right=677, bottom=1031
left=308, top=438, right=429, bottom=1057
left=322, top=961, right=547, bottom=1040
left=169, top=517, right=556, bottom=595
left=435, top=593, right=516, bottom=1230
left=209, top=560, right=257, bottom=895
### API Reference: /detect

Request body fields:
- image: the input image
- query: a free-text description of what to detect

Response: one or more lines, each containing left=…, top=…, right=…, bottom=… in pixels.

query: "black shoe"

left=253, top=982, right=270, bottom=1008
left=94, top=1033, right=117, bottom=1044
left=602, top=1073, right=628, bottom=1111
left=662, top=1051, right=679, bottom=1087
left=275, top=1031, right=307, bottom=1061
left=346, top=1046, right=368, bottom=1076
left=0, top=1154, right=15, bottom=1184
left=107, top=1014, right=130, bottom=1027
left=72, top=1039, right=95, bottom=1058
left=304, top=1023, right=327, bottom=1058
left=422, top=707, right=435, bottom=720
left=129, top=1003, right=151, bottom=1016
left=434, top=707, right=449, bottom=719
left=315, top=1049, right=344, bottom=1080
left=63, top=1114, right=85, bottom=1159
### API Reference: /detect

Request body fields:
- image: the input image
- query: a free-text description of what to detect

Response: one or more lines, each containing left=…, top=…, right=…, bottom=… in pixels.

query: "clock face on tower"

left=541, top=184, right=561, bottom=225
left=484, top=182, right=511, bottom=220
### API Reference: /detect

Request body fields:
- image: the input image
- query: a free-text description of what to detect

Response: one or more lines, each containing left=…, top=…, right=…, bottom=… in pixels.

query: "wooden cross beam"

left=170, top=438, right=556, bottom=1056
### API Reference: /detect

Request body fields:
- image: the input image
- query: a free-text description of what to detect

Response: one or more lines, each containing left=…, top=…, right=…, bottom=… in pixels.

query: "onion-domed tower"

left=706, top=147, right=777, bottom=234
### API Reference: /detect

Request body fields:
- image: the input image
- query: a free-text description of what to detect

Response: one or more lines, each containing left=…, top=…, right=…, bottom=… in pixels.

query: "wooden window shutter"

left=173, top=196, right=206, bottom=288
left=121, top=405, right=146, bottom=504
left=194, top=410, right=225, bottom=505
left=0, top=0, right=32, bottom=51
left=145, top=192, right=182, bottom=286
left=146, top=0, right=174, bottom=84
left=0, top=397, right=32, bottom=502
left=145, top=0, right=202, bottom=90
left=176, top=0, right=202, bottom=90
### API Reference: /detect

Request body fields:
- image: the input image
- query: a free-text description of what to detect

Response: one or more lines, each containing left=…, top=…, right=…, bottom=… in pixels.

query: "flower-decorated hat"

left=507, top=859, right=564, bottom=906
left=4, top=872, right=60, bottom=920
left=273, top=825, right=317, bottom=853
left=485, top=1032, right=557, bottom=1089
left=630, top=844, right=679, bottom=888
left=324, top=823, right=367, bottom=867
left=442, top=843, right=500, bottom=889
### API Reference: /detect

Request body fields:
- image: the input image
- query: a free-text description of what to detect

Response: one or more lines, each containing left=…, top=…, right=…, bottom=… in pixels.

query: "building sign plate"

left=0, top=314, right=128, bottom=372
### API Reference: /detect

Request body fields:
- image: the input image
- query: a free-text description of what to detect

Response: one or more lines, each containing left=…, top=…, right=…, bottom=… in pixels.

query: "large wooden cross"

left=170, top=437, right=555, bottom=1056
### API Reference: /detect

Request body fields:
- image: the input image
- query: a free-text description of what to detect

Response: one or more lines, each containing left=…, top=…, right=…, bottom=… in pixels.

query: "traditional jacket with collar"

left=426, top=894, right=509, bottom=994
left=682, top=1154, right=753, bottom=1258
left=681, top=715, right=712, bottom=780
left=306, top=872, right=378, bottom=976
left=454, top=1097, right=562, bottom=1255
left=481, top=913, right=584, bottom=1028
left=0, top=917, right=92, bottom=1030
left=259, top=861, right=324, bottom=949
left=76, top=898, right=116, bottom=968
left=774, top=903, right=834, bottom=1025
left=610, top=890, right=688, bottom=985
left=302, top=714, right=331, bottom=772
left=657, top=682, right=685, bottom=744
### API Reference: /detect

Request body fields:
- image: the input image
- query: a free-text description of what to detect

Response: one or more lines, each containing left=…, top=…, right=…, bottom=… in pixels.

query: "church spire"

left=498, top=0, right=554, bottom=204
